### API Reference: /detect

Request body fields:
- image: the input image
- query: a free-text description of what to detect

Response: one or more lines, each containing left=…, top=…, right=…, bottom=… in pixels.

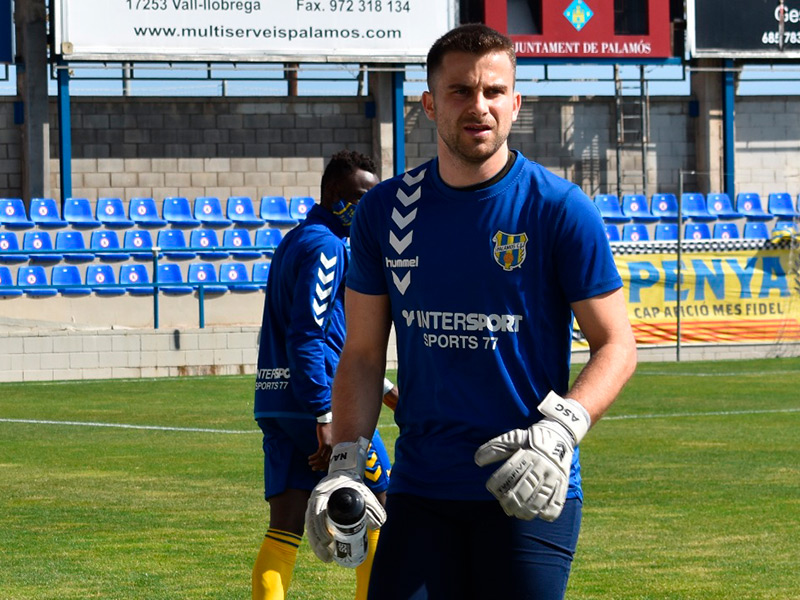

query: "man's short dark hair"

left=320, top=149, right=377, bottom=200
left=426, top=24, right=516, bottom=90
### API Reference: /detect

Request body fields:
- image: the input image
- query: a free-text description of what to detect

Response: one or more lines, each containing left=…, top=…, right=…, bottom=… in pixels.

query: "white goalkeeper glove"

left=305, top=437, right=387, bottom=563
left=474, top=391, right=591, bottom=522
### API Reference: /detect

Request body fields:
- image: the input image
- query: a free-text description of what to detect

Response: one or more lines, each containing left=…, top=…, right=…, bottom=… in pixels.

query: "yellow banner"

left=615, top=247, right=800, bottom=345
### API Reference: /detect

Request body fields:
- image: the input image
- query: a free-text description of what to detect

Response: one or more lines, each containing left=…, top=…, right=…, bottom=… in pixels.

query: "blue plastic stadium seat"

left=654, top=223, right=679, bottom=241
left=119, top=264, right=154, bottom=295
left=684, top=223, right=711, bottom=240
left=604, top=224, right=620, bottom=242
left=773, top=219, right=799, bottom=235
left=17, top=265, right=57, bottom=297
left=55, top=231, right=94, bottom=263
left=681, top=193, right=717, bottom=222
left=187, top=262, right=228, bottom=294
left=713, top=222, right=740, bottom=240
left=622, top=223, right=650, bottom=242
left=157, top=229, right=196, bottom=260
left=23, top=231, right=62, bottom=263
left=163, top=196, right=201, bottom=228
left=156, top=263, right=193, bottom=295
left=194, top=196, right=232, bottom=228
left=223, top=228, right=262, bottom=259
left=0, top=198, right=34, bottom=229
left=735, top=192, right=772, bottom=221
left=63, top=198, right=101, bottom=229
left=252, top=262, right=271, bottom=289
left=650, top=193, right=679, bottom=221
left=743, top=222, right=769, bottom=240
left=261, top=196, right=298, bottom=225
left=227, top=196, right=265, bottom=227
left=96, top=197, right=134, bottom=229
left=593, top=194, right=630, bottom=223
left=767, top=193, right=800, bottom=218
left=29, top=198, right=68, bottom=228
left=219, top=262, right=260, bottom=292
left=289, top=196, right=315, bottom=221
left=190, top=229, right=229, bottom=260
left=254, top=228, right=283, bottom=256
left=52, top=265, right=91, bottom=296
left=90, top=230, right=130, bottom=262
left=706, top=193, right=742, bottom=220
left=0, top=231, right=28, bottom=264
left=0, top=265, right=22, bottom=297
left=622, top=194, right=659, bottom=222
left=129, top=197, right=167, bottom=228
left=124, top=230, right=157, bottom=260
left=86, top=264, right=125, bottom=296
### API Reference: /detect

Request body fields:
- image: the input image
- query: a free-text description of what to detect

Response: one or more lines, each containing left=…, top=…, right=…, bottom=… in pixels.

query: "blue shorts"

left=257, top=417, right=391, bottom=500
left=368, top=494, right=582, bottom=600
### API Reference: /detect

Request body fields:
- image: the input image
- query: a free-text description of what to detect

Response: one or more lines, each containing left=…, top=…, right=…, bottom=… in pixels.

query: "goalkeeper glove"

left=305, top=437, right=387, bottom=562
left=474, top=391, right=591, bottom=522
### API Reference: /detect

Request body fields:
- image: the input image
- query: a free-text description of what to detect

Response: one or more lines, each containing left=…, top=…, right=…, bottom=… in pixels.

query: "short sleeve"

left=555, top=187, right=622, bottom=303
left=347, top=190, right=389, bottom=296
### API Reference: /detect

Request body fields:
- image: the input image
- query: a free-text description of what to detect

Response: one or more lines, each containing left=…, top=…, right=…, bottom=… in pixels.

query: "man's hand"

left=474, top=391, right=591, bottom=522
left=308, top=423, right=332, bottom=472
left=305, top=437, right=387, bottom=563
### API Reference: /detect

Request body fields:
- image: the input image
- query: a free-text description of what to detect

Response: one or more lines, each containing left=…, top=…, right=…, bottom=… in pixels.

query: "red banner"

left=484, top=0, right=673, bottom=59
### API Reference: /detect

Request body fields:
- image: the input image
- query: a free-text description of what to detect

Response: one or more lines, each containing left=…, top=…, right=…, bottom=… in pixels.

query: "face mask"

left=332, top=199, right=358, bottom=228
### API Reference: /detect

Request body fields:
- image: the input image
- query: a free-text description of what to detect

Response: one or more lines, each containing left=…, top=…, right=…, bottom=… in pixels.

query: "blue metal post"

left=56, top=61, right=73, bottom=204
left=392, top=68, right=405, bottom=176
left=152, top=249, right=160, bottom=329
left=722, top=59, right=736, bottom=199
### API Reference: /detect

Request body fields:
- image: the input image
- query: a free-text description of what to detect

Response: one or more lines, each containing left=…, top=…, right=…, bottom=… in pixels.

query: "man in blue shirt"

left=305, top=24, right=637, bottom=599
left=252, top=150, right=395, bottom=600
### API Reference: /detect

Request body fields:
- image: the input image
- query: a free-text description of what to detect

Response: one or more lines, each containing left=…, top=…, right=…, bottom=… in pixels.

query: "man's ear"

left=421, top=91, right=435, bottom=121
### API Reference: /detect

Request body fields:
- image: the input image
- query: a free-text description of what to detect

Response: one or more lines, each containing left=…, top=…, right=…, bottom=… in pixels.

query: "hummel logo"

left=392, top=207, right=417, bottom=230
left=389, top=231, right=413, bottom=254
left=392, top=271, right=411, bottom=295
left=397, top=188, right=421, bottom=207
left=402, top=169, right=426, bottom=186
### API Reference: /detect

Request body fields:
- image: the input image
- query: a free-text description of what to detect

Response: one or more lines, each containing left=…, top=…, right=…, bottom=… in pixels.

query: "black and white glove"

left=474, top=391, right=591, bottom=522
left=305, top=437, right=387, bottom=562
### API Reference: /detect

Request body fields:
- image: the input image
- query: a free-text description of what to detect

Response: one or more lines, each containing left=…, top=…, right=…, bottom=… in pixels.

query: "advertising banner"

left=53, top=0, right=454, bottom=62
left=688, top=0, right=800, bottom=59
left=484, top=0, right=673, bottom=60
left=618, top=244, right=800, bottom=346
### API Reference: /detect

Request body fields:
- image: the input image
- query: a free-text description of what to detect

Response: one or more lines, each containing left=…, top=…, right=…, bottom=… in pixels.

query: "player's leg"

left=368, top=494, right=472, bottom=600
left=469, top=498, right=582, bottom=600
left=355, top=430, right=393, bottom=600
left=253, top=418, right=323, bottom=600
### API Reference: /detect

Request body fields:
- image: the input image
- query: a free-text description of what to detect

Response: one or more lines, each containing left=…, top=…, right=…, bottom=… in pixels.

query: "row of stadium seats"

left=595, top=192, right=800, bottom=223
left=0, top=196, right=313, bottom=230
left=0, top=262, right=271, bottom=297
left=606, top=220, right=800, bottom=242
left=0, top=228, right=283, bottom=264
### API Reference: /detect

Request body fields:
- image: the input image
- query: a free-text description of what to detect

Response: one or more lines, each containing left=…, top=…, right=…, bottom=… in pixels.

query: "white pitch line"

left=0, top=418, right=258, bottom=434
left=604, top=407, right=800, bottom=421
left=634, top=369, right=800, bottom=377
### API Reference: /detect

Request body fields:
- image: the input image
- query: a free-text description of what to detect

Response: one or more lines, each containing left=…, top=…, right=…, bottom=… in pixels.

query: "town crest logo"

left=493, top=231, right=528, bottom=271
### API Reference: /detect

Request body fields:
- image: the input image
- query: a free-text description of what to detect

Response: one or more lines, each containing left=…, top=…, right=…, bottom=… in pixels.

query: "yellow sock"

left=252, top=528, right=301, bottom=600
left=354, top=528, right=381, bottom=600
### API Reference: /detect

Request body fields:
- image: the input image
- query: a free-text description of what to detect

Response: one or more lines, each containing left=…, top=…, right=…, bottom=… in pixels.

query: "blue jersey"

left=347, top=151, right=622, bottom=501
left=254, top=204, right=349, bottom=420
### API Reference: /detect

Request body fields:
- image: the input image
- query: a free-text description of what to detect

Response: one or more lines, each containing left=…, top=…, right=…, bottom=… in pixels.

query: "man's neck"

left=436, top=145, right=512, bottom=189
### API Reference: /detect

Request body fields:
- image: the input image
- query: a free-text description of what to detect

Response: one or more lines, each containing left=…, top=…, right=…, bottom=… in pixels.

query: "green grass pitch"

left=1, top=357, right=799, bottom=599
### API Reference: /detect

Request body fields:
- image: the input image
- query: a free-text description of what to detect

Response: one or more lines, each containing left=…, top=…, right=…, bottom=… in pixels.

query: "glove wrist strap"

left=329, top=437, right=370, bottom=475
left=537, top=392, right=591, bottom=447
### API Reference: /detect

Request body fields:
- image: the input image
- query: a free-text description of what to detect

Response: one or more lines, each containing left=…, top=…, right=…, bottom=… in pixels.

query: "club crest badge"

left=493, top=231, right=528, bottom=271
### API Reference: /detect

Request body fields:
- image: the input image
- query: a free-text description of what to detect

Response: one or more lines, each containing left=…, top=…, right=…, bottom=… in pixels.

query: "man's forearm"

left=330, top=347, right=385, bottom=445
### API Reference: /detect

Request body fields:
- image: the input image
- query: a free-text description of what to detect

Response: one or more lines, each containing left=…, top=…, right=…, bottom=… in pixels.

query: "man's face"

left=422, top=51, right=521, bottom=166
left=330, top=167, right=379, bottom=228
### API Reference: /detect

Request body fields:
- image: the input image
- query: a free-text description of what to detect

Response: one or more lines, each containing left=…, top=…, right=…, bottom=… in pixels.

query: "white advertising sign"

left=54, top=0, right=455, bottom=62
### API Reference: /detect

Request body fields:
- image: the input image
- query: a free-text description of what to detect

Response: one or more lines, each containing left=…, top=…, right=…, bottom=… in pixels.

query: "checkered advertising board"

left=52, top=0, right=455, bottom=62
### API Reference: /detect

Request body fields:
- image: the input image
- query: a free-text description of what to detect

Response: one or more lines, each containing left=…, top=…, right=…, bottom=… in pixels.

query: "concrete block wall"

left=45, top=97, right=373, bottom=203
left=0, top=102, right=22, bottom=196
left=0, top=326, right=260, bottom=382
